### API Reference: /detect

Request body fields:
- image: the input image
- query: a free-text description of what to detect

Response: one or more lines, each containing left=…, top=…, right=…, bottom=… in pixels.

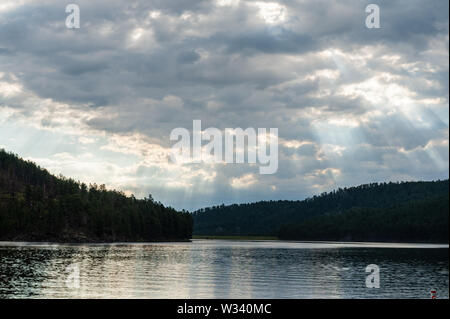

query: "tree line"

left=193, top=179, right=449, bottom=242
left=0, top=149, right=192, bottom=242
left=278, top=194, right=449, bottom=243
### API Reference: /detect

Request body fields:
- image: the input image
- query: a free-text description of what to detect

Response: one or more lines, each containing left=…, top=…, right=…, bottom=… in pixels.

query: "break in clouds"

left=0, top=0, right=448, bottom=210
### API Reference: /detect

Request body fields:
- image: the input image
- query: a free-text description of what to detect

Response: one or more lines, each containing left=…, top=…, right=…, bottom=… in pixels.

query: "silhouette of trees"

left=0, top=149, right=192, bottom=242
left=193, top=179, right=449, bottom=243
left=278, top=195, right=449, bottom=243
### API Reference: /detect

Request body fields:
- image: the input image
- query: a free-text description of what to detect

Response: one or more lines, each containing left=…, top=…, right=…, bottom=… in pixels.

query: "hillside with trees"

left=278, top=195, right=449, bottom=243
left=0, top=149, right=193, bottom=242
left=193, top=180, right=449, bottom=243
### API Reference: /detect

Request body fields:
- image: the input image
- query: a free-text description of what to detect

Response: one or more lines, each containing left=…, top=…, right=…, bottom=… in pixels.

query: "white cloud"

left=231, top=173, right=257, bottom=189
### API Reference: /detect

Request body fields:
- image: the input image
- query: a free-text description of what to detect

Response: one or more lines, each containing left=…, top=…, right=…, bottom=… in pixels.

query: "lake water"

left=0, top=240, right=448, bottom=299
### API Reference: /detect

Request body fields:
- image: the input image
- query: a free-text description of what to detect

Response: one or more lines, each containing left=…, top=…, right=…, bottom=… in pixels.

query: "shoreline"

left=193, top=235, right=449, bottom=245
left=0, top=237, right=192, bottom=245
left=1, top=239, right=448, bottom=249
left=0, top=240, right=192, bottom=247
left=193, top=235, right=278, bottom=240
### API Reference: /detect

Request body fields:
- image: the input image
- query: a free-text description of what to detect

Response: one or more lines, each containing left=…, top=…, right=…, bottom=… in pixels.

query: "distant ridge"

left=193, top=180, right=449, bottom=243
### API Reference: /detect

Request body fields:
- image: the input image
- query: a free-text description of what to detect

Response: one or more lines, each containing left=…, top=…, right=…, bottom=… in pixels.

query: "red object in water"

left=431, top=290, right=437, bottom=299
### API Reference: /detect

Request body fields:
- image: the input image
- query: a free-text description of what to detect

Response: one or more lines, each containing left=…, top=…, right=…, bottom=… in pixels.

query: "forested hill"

left=278, top=195, right=449, bottom=243
left=0, top=149, right=192, bottom=242
left=193, top=180, right=449, bottom=241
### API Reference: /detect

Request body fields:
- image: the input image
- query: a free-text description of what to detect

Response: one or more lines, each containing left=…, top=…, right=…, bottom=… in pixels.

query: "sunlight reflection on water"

left=0, top=240, right=448, bottom=299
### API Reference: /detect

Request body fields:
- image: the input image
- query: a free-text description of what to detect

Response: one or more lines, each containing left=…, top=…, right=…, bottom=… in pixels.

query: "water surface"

left=0, top=240, right=448, bottom=299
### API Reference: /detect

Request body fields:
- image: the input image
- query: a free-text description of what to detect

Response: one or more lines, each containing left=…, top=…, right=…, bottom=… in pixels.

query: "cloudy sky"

left=0, top=0, right=448, bottom=211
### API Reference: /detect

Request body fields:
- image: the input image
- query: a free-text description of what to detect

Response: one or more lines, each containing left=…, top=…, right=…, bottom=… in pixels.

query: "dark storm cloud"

left=1, top=0, right=447, bottom=109
left=220, top=29, right=317, bottom=55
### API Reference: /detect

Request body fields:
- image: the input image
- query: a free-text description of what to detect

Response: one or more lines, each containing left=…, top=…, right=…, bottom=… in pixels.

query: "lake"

left=0, top=240, right=448, bottom=299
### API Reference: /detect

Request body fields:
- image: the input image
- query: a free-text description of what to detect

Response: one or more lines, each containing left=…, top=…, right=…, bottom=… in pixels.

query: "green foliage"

left=0, top=149, right=192, bottom=242
left=278, top=195, right=449, bottom=243
left=193, top=179, right=449, bottom=242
